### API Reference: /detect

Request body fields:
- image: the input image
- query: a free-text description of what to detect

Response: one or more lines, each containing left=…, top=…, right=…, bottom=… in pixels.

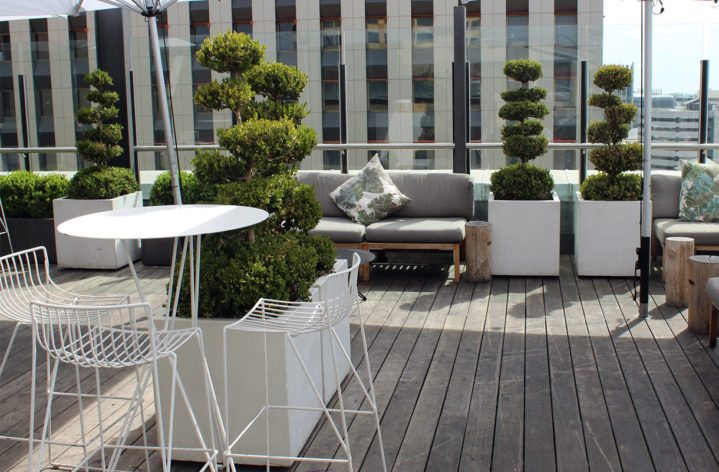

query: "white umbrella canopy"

left=0, top=0, right=185, bottom=204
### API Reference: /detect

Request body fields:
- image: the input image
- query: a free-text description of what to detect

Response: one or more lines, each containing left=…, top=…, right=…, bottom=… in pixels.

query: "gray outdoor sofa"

left=651, top=173, right=719, bottom=253
left=297, top=171, right=475, bottom=282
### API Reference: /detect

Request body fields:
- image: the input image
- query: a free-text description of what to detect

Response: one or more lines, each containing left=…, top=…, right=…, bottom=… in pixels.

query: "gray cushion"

left=365, top=217, right=466, bottom=243
left=388, top=173, right=475, bottom=220
left=308, top=217, right=365, bottom=243
left=297, top=172, right=352, bottom=217
left=706, top=277, right=719, bottom=306
left=651, top=173, right=681, bottom=219
left=653, top=218, right=719, bottom=246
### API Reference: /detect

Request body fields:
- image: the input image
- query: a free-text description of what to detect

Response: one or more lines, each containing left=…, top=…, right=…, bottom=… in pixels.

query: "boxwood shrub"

left=0, top=171, right=69, bottom=218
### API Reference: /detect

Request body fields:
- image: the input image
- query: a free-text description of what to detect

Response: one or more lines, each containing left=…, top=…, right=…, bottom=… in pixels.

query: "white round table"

left=58, top=204, right=269, bottom=324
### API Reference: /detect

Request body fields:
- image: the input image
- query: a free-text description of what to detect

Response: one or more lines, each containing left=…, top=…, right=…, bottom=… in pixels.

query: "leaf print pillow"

left=329, top=155, right=411, bottom=225
left=678, top=159, right=719, bottom=222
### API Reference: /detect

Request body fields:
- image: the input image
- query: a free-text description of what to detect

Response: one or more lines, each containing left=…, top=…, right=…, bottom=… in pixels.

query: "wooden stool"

left=687, top=255, right=719, bottom=334
left=465, top=221, right=491, bottom=282
left=664, top=237, right=694, bottom=306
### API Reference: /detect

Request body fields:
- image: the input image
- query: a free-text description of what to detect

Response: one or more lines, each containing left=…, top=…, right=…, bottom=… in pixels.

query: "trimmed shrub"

left=490, top=163, right=554, bottom=201
left=149, top=171, right=216, bottom=206
left=67, top=166, right=138, bottom=200
left=0, top=171, right=69, bottom=218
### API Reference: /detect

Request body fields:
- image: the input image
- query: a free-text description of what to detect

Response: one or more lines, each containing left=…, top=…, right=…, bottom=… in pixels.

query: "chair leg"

left=328, top=327, right=353, bottom=470
left=453, top=245, right=461, bottom=283
left=710, top=304, right=718, bottom=348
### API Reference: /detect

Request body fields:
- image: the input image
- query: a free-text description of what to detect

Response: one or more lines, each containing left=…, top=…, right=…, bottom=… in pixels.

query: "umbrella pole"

left=639, top=0, right=653, bottom=318
left=148, top=15, right=183, bottom=205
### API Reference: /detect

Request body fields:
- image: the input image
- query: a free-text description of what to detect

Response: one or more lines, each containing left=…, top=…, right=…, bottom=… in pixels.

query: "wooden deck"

left=3, top=253, right=719, bottom=471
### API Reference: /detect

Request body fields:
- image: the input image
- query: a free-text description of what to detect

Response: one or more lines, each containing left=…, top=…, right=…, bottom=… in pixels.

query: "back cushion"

left=388, top=172, right=475, bottom=220
left=651, top=173, right=681, bottom=219
left=296, top=171, right=352, bottom=217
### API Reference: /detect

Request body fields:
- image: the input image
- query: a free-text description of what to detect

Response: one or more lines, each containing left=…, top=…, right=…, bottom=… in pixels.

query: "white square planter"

left=156, top=259, right=351, bottom=466
left=488, top=192, right=560, bottom=276
left=574, top=192, right=641, bottom=277
left=53, top=192, right=143, bottom=269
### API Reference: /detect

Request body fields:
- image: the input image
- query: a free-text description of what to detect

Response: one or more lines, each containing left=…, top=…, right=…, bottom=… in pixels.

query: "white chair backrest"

left=321, top=252, right=360, bottom=328
left=29, top=301, right=156, bottom=369
left=0, top=246, right=52, bottom=322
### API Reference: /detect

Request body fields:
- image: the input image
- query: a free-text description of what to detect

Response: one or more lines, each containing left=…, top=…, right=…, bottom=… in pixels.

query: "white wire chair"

left=222, top=253, right=387, bottom=471
left=0, top=246, right=128, bottom=465
left=28, top=300, right=224, bottom=472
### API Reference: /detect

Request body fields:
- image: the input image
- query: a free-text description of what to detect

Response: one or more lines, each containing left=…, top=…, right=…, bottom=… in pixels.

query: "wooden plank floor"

left=3, top=253, right=719, bottom=471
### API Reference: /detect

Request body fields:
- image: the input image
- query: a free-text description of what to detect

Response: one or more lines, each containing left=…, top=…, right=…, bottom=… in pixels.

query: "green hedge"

left=0, top=171, right=69, bottom=218
left=67, top=166, right=138, bottom=200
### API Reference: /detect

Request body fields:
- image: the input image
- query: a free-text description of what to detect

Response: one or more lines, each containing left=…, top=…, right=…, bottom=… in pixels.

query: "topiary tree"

left=490, top=59, right=554, bottom=200
left=579, top=65, right=642, bottom=201
left=69, top=69, right=138, bottom=199
left=177, top=31, right=334, bottom=318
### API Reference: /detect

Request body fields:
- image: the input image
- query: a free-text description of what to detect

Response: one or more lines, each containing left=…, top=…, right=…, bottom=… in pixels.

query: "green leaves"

left=244, top=62, right=307, bottom=101
left=149, top=171, right=216, bottom=206
left=593, top=65, right=633, bottom=94
left=579, top=173, right=642, bottom=201
left=0, top=171, right=68, bottom=218
left=489, top=164, right=554, bottom=201
left=498, top=102, right=550, bottom=122
left=195, top=30, right=265, bottom=75
left=67, top=166, right=138, bottom=200
left=503, top=59, right=543, bottom=84
left=588, top=143, right=643, bottom=176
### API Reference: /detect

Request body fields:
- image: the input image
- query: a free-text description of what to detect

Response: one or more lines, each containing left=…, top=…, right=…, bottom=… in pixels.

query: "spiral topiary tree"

left=69, top=69, right=138, bottom=199
left=579, top=65, right=642, bottom=201
left=178, top=31, right=334, bottom=318
left=490, top=59, right=554, bottom=200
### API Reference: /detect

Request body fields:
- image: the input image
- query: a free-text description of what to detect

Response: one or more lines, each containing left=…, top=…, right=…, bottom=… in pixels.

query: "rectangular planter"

left=156, top=259, right=351, bottom=466
left=53, top=192, right=143, bottom=269
left=0, top=218, right=57, bottom=263
left=488, top=192, right=561, bottom=276
left=574, top=192, right=641, bottom=277
left=141, top=237, right=175, bottom=266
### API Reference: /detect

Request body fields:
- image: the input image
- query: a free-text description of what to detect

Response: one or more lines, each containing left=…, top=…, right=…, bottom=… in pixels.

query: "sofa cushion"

left=651, top=173, right=681, bottom=219
left=365, top=217, right=466, bottom=243
left=706, top=276, right=719, bottom=307
left=678, top=159, right=719, bottom=222
left=388, top=172, right=475, bottom=220
left=296, top=172, right=352, bottom=218
left=654, top=218, right=719, bottom=247
left=330, top=156, right=410, bottom=225
left=308, top=217, right=366, bottom=243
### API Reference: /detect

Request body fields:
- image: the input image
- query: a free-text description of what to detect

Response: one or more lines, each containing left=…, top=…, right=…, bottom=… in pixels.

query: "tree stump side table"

left=465, top=221, right=491, bottom=282
left=664, top=237, right=694, bottom=306
left=688, top=255, right=719, bottom=334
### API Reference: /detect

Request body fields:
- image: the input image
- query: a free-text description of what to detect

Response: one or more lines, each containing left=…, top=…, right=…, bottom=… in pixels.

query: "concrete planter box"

left=574, top=192, right=641, bottom=277
left=141, top=237, right=175, bottom=266
left=0, top=218, right=57, bottom=263
left=488, top=192, right=560, bottom=276
left=156, top=259, right=351, bottom=466
left=53, top=192, right=143, bottom=269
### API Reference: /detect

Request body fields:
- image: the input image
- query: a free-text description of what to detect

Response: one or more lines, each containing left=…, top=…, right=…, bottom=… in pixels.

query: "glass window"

left=414, top=150, right=435, bottom=169
left=323, top=150, right=341, bottom=170
left=413, top=111, right=435, bottom=141
left=368, top=150, right=390, bottom=168
left=320, top=0, right=341, bottom=19
left=365, top=0, right=386, bottom=18
left=275, top=0, right=296, bottom=21
left=368, top=80, right=387, bottom=111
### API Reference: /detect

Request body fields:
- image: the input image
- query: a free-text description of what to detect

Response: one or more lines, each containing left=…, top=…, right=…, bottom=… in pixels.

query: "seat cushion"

left=706, top=277, right=719, bottom=307
left=309, top=217, right=366, bottom=243
left=654, top=218, right=719, bottom=247
left=651, top=173, right=681, bottom=219
left=365, top=217, right=466, bottom=243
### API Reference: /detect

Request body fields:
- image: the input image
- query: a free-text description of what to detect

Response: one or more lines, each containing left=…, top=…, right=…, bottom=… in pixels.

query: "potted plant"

left=575, top=65, right=642, bottom=276
left=0, top=171, right=68, bottom=262
left=53, top=69, right=142, bottom=269
left=141, top=171, right=216, bottom=266
left=154, top=31, right=341, bottom=465
left=488, top=59, right=560, bottom=276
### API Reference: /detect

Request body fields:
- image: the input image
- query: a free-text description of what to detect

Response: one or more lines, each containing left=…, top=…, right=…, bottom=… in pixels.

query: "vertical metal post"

left=452, top=5, right=468, bottom=174
left=128, top=70, right=140, bottom=184
left=699, top=59, right=709, bottom=164
left=339, top=63, right=348, bottom=174
left=17, top=75, right=30, bottom=171
left=148, top=15, right=182, bottom=205
left=638, top=0, right=653, bottom=319
left=579, top=60, right=588, bottom=183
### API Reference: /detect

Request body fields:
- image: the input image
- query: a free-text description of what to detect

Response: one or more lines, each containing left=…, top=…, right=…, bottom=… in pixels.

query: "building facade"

left=0, top=0, right=605, bottom=173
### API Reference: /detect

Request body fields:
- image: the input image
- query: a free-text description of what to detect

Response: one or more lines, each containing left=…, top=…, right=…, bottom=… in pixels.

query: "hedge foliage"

left=67, top=166, right=138, bottom=200
left=0, top=171, right=68, bottom=218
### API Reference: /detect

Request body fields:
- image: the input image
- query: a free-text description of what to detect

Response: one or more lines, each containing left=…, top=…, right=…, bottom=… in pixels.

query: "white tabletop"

left=57, top=204, right=269, bottom=240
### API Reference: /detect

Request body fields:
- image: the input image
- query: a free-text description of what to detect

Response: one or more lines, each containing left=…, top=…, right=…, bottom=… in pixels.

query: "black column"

left=95, top=9, right=130, bottom=169
left=452, top=5, right=468, bottom=174
left=699, top=59, right=709, bottom=164
left=579, top=61, right=588, bottom=183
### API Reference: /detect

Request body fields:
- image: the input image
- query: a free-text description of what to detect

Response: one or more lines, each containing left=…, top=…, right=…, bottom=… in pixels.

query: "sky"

left=602, top=0, right=719, bottom=94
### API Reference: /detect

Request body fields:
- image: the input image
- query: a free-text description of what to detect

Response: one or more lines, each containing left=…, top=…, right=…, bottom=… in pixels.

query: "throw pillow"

left=678, top=159, right=719, bottom=222
left=330, top=155, right=411, bottom=225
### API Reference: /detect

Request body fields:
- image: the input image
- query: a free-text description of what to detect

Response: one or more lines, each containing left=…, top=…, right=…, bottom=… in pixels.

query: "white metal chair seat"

left=29, top=301, right=223, bottom=472
left=222, top=253, right=387, bottom=471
